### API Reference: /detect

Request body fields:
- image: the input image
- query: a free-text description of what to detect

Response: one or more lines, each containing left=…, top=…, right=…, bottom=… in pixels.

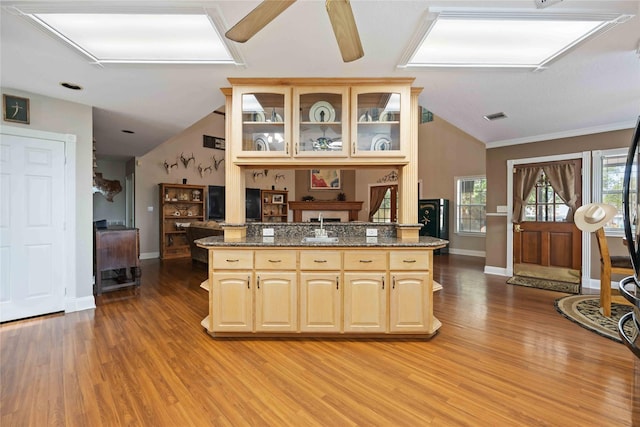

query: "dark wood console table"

left=288, top=201, right=363, bottom=222
left=94, top=228, right=141, bottom=295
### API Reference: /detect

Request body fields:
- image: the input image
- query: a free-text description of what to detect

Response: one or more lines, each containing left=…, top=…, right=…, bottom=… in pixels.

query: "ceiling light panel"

left=29, top=13, right=235, bottom=63
left=402, top=11, right=631, bottom=68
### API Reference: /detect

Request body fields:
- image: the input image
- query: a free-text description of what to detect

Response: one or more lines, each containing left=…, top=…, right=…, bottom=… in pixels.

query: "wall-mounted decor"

left=310, top=169, right=341, bottom=190
left=180, top=152, right=195, bottom=168
left=203, top=135, right=225, bottom=150
left=3, top=94, right=29, bottom=124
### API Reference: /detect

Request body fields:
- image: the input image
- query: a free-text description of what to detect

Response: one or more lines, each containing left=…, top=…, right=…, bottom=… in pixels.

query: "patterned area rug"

left=554, top=295, right=635, bottom=343
left=507, top=275, right=580, bottom=294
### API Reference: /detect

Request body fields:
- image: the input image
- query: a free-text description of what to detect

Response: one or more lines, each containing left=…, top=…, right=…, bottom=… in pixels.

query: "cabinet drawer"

left=300, top=251, right=342, bottom=270
left=390, top=251, right=429, bottom=271
left=344, top=251, right=387, bottom=270
left=255, top=250, right=296, bottom=270
left=212, top=250, right=253, bottom=269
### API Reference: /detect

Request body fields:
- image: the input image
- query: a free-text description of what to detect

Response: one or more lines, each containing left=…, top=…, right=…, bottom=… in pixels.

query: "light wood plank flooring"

left=1, top=255, right=639, bottom=426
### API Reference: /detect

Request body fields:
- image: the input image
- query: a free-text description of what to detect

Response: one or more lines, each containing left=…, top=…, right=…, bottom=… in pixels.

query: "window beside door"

left=456, top=176, right=486, bottom=234
left=593, top=148, right=638, bottom=236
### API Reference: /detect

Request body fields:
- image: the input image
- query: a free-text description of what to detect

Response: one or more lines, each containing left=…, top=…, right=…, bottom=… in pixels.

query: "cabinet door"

left=350, top=85, right=410, bottom=159
left=211, top=272, right=253, bottom=332
left=389, top=272, right=429, bottom=333
left=293, top=86, right=349, bottom=158
left=343, top=272, right=387, bottom=332
left=232, top=86, right=291, bottom=159
left=300, top=273, right=341, bottom=332
left=255, top=272, right=297, bottom=332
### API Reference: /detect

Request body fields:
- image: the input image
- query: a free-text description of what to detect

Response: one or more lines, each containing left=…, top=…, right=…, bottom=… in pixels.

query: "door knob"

left=514, top=224, right=524, bottom=232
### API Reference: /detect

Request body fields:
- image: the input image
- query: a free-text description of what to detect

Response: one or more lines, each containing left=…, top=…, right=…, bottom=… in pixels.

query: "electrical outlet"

left=366, top=228, right=378, bottom=237
left=262, top=228, right=274, bottom=236
left=147, top=206, right=154, bottom=212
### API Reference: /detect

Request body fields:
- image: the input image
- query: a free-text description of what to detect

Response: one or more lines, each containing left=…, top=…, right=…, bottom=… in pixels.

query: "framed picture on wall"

left=310, top=169, right=341, bottom=190
left=3, top=94, right=29, bottom=124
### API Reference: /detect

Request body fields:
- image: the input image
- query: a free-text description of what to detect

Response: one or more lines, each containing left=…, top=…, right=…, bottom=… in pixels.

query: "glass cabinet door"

left=293, top=87, right=348, bottom=157
left=351, top=87, right=409, bottom=158
left=233, top=87, right=290, bottom=157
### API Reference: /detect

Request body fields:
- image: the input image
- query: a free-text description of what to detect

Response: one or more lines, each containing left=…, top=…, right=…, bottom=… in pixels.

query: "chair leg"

left=600, top=264, right=611, bottom=317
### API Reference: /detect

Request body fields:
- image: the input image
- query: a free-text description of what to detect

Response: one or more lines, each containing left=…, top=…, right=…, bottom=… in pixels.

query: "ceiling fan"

left=225, top=0, right=364, bottom=62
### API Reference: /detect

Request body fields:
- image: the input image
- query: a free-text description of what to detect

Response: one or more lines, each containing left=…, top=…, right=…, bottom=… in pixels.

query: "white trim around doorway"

left=505, top=151, right=592, bottom=287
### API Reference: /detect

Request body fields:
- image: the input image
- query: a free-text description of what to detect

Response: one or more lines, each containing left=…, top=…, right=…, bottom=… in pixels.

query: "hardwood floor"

left=1, top=255, right=638, bottom=426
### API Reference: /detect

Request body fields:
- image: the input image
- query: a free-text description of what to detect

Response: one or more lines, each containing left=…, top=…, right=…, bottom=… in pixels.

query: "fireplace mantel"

left=288, top=201, right=363, bottom=222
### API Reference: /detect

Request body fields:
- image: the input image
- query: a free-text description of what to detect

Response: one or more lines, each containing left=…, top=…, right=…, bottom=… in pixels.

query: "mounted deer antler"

left=212, top=155, right=225, bottom=171
left=180, top=152, right=195, bottom=168
left=252, top=171, right=264, bottom=182
left=274, top=173, right=285, bottom=183
left=163, top=160, right=178, bottom=174
left=197, top=164, right=204, bottom=178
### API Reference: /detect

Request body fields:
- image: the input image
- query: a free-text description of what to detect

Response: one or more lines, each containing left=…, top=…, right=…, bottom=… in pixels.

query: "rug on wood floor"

left=554, top=295, right=634, bottom=343
left=507, top=275, right=580, bottom=294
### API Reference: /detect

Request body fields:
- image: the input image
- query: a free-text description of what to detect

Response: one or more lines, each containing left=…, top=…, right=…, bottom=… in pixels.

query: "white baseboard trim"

left=582, top=278, right=628, bottom=291
left=141, top=252, right=160, bottom=260
left=448, top=248, right=486, bottom=257
left=484, top=266, right=509, bottom=276
left=65, top=295, right=96, bottom=313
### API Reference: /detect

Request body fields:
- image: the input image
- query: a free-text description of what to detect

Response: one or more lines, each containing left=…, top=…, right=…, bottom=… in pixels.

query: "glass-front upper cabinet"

left=231, top=86, right=291, bottom=158
left=350, top=86, right=410, bottom=158
left=293, top=87, right=349, bottom=157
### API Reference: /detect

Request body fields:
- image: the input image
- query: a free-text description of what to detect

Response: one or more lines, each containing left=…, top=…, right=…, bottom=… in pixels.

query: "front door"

left=513, top=159, right=582, bottom=283
left=0, top=133, right=66, bottom=322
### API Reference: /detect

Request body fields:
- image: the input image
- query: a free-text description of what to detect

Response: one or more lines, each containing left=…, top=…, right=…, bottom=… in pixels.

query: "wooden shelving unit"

left=159, top=183, right=205, bottom=259
left=261, top=189, right=288, bottom=222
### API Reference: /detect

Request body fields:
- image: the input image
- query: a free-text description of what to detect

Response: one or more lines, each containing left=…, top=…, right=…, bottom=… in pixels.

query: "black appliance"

left=619, top=116, right=640, bottom=358
left=418, top=199, right=449, bottom=254
left=207, top=186, right=262, bottom=222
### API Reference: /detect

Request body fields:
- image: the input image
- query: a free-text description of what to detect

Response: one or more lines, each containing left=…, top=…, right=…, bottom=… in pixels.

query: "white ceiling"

left=1, top=0, right=639, bottom=159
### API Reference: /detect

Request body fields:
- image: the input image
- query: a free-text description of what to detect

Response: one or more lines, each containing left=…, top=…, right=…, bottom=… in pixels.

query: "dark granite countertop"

left=195, top=235, right=448, bottom=248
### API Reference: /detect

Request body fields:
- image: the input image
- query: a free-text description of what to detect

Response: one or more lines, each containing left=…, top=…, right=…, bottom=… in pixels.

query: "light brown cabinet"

left=261, top=189, right=288, bottom=222
left=204, top=246, right=440, bottom=338
left=227, top=78, right=413, bottom=167
left=222, top=78, right=422, bottom=234
left=159, top=183, right=205, bottom=260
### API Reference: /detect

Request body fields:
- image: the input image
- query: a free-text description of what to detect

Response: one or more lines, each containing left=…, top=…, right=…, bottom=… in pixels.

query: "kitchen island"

left=196, top=223, right=447, bottom=339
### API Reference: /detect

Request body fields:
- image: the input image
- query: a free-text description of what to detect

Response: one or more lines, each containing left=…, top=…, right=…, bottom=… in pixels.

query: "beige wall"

left=485, top=128, right=635, bottom=272
left=294, top=169, right=356, bottom=202
left=1, top=87, right=94, bottom=301
left=135, top=112, right=295, bottom=257
left=417, top=116, right=487, bottom=255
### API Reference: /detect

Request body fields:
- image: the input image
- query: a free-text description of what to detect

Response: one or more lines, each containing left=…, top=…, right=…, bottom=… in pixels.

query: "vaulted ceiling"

left=2, top=0, right=639, bottom=158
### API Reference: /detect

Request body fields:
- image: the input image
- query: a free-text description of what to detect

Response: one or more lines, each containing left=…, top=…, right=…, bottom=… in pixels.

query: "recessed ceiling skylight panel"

left=29, top=13, right=234, bottom=64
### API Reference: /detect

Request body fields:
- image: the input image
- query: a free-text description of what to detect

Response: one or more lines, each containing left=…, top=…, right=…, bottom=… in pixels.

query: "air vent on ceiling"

left=535, top=0, right=563, bottom=9
left=483, top=112, right=508, bottom=121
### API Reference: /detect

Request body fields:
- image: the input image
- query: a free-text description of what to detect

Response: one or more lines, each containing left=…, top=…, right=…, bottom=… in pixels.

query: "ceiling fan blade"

left=226, top=0, right=297, bottom=43
left=325, top=0, right=364, bottom=62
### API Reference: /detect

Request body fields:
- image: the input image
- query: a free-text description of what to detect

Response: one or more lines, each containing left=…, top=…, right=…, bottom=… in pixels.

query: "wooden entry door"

left=513, top=221, right=581, bottom=270
left=513, top=159, right=582, bottom=280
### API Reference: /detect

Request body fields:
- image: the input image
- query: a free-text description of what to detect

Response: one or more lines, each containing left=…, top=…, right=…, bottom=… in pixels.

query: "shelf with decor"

left=227, top=78, right=412, bottom=167
left=159, top=183, right=206, bottom=260
left=261, top=189, right=289, bottom=223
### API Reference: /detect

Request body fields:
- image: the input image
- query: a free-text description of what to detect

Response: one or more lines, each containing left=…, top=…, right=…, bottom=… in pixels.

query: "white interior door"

left=0, top=133, right=66, bottom=322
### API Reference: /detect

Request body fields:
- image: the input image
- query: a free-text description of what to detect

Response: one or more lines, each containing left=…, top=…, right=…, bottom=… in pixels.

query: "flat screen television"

left=207, top=185, right=262, bottom=221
